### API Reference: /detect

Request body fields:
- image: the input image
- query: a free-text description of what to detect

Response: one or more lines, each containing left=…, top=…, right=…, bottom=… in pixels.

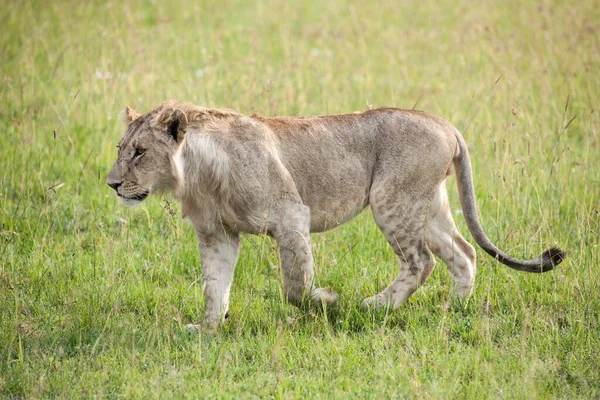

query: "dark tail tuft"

left=540, top=247, right=567, bottom=271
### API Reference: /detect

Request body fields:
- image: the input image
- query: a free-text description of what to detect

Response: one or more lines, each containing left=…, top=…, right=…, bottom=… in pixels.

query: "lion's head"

left=107, top=104, right=188, bottom=206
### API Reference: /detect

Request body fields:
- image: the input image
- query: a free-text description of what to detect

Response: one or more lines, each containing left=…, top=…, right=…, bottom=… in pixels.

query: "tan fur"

left=107, top=100, right=564, bottom=331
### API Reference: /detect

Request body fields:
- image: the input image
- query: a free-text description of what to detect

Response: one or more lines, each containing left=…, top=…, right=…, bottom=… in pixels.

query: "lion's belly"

left=294, top=168, right=372, bottom=233
left=280, top=151, right=375, bottom=233
left=308, top=198, right=369, bottom=232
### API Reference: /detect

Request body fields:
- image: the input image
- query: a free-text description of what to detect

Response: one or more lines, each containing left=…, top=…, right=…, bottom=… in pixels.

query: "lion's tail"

left=452, top=131, right=565, bottom=272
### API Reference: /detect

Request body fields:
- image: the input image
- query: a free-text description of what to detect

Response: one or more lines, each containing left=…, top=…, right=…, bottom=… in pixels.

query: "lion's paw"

left=184, top=320, right=218, bottom=335
left=361, top=294, right=393, bottom=311
left=311, top=287, right=339, bottom=309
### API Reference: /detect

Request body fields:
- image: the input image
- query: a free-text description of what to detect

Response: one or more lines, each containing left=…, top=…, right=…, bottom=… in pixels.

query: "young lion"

left=107, top=101, right=565, bottom=331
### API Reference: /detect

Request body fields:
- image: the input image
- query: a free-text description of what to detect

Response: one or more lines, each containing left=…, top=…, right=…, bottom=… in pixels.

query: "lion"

left=107, top=100, right=565, bottom=331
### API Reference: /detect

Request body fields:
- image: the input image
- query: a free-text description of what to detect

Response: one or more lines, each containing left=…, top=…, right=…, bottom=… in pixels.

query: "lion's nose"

left=107, top=181, right=121, bottom=192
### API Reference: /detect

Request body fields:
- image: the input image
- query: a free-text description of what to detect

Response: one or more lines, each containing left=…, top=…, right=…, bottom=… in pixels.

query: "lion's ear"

left=119, top=106, right=141, bottom=126
left=155, top=107, right=188, bottom=143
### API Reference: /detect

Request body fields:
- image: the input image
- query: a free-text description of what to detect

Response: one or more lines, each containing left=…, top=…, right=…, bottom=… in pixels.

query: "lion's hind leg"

left=426, top=181, right=476, bottom=298
left=362, top=187, right=435, bottom=310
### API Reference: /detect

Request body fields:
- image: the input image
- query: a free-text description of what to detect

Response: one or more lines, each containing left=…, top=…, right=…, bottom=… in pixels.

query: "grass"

left=1, top=0, right=599, bottom=397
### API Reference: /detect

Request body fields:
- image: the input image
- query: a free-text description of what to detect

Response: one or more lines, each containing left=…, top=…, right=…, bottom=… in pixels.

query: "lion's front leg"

left=272, top=202, right=338, bottom=310
left=187, top=227, right=240, bottom=333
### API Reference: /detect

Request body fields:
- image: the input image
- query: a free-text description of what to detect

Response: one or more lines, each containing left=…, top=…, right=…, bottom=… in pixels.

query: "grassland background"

left=1, top=0, right=599, bottom=397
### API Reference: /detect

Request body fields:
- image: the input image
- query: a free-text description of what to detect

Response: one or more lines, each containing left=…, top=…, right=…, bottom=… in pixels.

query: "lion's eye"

left=133, top=148, right=145, bottom=159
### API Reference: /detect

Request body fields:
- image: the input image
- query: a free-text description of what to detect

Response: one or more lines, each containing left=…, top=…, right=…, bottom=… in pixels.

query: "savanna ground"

left=1, top=0, right=599, bottom=397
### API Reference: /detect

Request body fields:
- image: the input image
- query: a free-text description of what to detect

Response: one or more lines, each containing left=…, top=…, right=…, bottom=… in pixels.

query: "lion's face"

left=107, top=106, right=186, bottom=206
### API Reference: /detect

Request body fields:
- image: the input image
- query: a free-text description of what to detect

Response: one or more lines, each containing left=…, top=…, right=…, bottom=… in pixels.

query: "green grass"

left=1, top=0, right=599, bottom=397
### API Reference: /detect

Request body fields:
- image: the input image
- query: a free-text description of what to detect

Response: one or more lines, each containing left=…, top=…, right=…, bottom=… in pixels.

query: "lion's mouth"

left=118, top=191, right=149, bottom=202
